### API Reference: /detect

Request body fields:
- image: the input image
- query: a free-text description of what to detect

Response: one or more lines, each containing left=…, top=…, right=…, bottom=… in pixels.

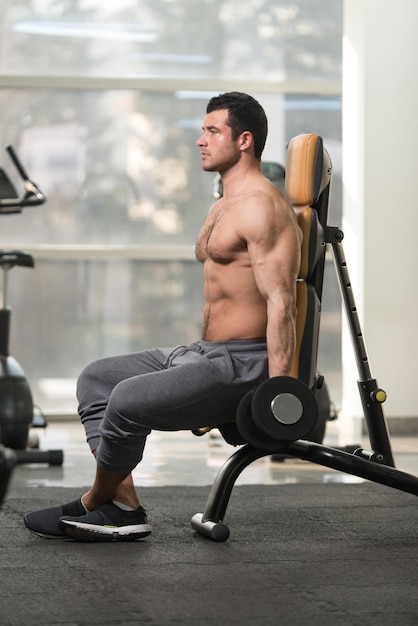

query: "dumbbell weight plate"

left=236, top=390, right=286, bottom=451
left=251, top=376, right=318, bottom=442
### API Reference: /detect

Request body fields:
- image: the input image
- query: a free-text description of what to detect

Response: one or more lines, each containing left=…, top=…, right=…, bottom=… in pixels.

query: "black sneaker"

left=59, top=502, right=151, bottom=542
left=24, top=499, right=86, bottom=539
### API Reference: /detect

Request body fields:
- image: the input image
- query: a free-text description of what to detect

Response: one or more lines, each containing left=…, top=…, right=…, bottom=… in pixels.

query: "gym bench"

left=191, top=133, right=418, bottom=542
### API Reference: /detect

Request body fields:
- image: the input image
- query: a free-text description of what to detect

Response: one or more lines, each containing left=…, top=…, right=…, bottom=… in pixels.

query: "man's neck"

left=220, top=160, right=261, bottom=198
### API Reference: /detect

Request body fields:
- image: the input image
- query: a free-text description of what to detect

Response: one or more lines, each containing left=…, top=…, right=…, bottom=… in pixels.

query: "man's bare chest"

left=196, top=204, right=246, bottom=263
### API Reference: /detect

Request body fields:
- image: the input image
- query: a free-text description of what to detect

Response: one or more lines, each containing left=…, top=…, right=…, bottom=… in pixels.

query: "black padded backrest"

left=285, top=134, right=332, bottom=386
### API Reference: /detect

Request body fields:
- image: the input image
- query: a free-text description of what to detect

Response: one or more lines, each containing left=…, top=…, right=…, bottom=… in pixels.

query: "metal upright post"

left=327, top=226, right=394, bottom=466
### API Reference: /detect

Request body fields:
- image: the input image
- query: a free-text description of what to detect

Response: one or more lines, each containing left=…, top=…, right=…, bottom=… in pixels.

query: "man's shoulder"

left=241, top=179, right=290, bottom=217
left=236, top=179, right=301, bottom=242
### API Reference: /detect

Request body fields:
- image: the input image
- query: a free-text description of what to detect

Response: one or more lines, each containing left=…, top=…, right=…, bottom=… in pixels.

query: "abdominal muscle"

left=201, top=258, right=268, bottom=341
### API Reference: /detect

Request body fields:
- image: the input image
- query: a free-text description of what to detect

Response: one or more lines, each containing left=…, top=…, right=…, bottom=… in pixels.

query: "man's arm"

left=242, top=194, right=302, bottom=377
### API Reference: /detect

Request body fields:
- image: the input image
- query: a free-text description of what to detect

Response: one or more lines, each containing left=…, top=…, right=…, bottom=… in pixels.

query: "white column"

left=341, top=0, right=418, bottom=441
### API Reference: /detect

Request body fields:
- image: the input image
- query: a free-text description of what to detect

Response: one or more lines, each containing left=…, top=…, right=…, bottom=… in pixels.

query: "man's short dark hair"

left=206, top=92, right=268, bottom=160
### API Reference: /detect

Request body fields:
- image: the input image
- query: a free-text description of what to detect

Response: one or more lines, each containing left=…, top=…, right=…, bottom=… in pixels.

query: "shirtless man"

left=24, top=92, right=302, bottom=542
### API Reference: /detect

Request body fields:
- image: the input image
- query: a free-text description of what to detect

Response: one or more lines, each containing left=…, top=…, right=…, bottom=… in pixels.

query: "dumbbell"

left=236, top=376, right=318, bottom=450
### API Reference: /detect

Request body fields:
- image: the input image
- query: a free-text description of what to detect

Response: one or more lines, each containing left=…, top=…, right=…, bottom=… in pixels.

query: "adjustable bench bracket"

left=327, top=226, right=394, bottom=467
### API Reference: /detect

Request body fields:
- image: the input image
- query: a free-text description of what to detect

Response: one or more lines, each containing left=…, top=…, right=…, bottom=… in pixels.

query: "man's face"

left=196, top=109, right=241, bottom=174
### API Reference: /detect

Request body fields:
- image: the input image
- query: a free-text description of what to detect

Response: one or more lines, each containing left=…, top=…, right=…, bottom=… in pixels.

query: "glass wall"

left=0, top=0, right=342, bottom=80
left=0, top=0, right=342, bottom=414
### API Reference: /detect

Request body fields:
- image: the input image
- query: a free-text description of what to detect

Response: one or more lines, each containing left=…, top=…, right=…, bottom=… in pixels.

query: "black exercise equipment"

left=0, top=442, right=16, bottom=509
left=0, top=145, right=63, bottom=467
left=237, top=376, right=318, bottom=448
left=191, top=133, right=418, bottom=542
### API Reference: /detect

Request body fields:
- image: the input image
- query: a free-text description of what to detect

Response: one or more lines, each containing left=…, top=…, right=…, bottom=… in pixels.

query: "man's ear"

left=239, top=131, right=253, bottom=152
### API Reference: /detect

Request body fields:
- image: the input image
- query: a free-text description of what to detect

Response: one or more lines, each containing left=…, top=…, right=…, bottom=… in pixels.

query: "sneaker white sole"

left=61, top=521, right=152, bottom=542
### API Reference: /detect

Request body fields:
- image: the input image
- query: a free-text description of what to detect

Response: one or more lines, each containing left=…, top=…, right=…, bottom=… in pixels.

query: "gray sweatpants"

left=77, top=339, right=268, bottom=474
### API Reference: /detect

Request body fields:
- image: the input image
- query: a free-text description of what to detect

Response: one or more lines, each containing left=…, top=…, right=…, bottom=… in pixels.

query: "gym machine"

left=0, top=145, right=63, bottom=467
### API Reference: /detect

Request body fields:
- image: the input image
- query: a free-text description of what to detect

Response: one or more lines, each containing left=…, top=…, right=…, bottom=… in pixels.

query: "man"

left=24, top=92, right=302, bottom=542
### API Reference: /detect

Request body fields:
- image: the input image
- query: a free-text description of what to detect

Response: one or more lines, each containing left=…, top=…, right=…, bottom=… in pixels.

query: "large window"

left=0, top=0, right=342, bottom=414
left=1, top=1, right=342, bottom=80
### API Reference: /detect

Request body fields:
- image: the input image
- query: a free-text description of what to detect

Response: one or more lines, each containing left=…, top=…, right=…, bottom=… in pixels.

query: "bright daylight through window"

left=0, top=0, right=342, bottom=414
